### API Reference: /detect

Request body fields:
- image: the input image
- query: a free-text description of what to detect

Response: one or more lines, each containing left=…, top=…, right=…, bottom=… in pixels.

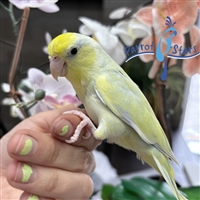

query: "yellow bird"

left=48, top=32, right=187, bottom=200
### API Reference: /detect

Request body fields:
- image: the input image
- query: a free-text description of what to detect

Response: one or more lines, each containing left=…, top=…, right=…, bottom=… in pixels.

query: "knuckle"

left=85, top=152, right=96, bottom=174
left=75, top=148, right=95, bottom=173
left=74, top=147, right=88, bottom=172
left=45, top=171, right=59, bottom=192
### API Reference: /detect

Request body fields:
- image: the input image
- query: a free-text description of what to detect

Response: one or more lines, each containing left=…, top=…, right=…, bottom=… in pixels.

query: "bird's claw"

left=62, top=110, right=96, bottom=143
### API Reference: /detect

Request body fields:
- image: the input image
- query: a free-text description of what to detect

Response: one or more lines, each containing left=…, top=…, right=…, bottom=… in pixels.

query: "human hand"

left=1, top=105, right=100, bottom=200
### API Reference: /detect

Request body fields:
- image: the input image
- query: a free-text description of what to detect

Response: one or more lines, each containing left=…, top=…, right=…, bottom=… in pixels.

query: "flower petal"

left=152, top=1, right=198, bottom=36
left=2, top=97, right=14, bottom=105
left=9, top=0, right=58, bottom=10
left=28, top=68, right=46, bottom=89
left=10, top=106, right=24, bottom=119
left=79, top=17, right=103, bottom=32
left=168, top=58, right=177, bottom=67
left=79, top=25, right=94, bottom=35
left=42, top=75, right=76, bottom=99
left=1, top=83, right=10, bottom=92
left=109, top=41, right=126, bottom=65
left=182, top=57, right=200, bottom=77
left=148, top=60, right=160, bottom=79
left=18, top=89, right=34, bottom=102
left=136, top=6, right=153, bottom=27
left=44, top=95, right=60, bottom=108
left=1, top=97, right=24, bottom=119
left=171, top=34, right=185, bottom=46
left=138, top=36, right=154, bottom=62
left=189, top=25, right=200, bottom=46
left=38, top=4, right=60, bottom=13
left=21, top=77, right=32, bottom=89
left=109, top=7, right=132, bottom=19
left=62, top=95, right=82, bottom=106
left=43, top=46, right=48, bottom=54
left=62, top=29, right=67, bottom=33
left=45, top=32, right=52, bottom=45
left=128, top=19, right=151, bottom=36
left=34, top=101, right=50, bottom=113
left=94, top=31, right=118, bottom=54
left=115, top=20, right=129, bottom=31
left=110, top=25, right=133, bottom=46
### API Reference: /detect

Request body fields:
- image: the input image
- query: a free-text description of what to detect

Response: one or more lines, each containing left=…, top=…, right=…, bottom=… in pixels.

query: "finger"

left=7, top=129, right=95, bottom=174
left=20, top=192, right=54, bottom=200
left=50, top=113, right=101, bottom=151
left=1, top=105, right=82, bottom=170
left=7, top=161, right=94, bottom=200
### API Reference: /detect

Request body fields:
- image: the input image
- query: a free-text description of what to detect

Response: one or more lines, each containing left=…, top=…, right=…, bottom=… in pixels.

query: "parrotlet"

left=48, top=33, right=187, bottom=200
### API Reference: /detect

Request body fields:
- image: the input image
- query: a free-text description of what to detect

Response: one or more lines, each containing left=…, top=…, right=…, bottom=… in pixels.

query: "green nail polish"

left=59, top=125, right=69, bottom=136
left=20, top=139, right=33, bottom=155
left=22, top=163, right=33, bottom=183
left=28, top=194, right=39, bottom=200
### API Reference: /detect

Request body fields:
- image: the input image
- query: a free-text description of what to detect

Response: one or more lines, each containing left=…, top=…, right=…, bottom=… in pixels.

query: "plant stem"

left=0, top=1, right=10, bottom=11
left=0, top=38, right=16, bottom=47
left=0, top=1, right=19, bottom=35
left=9, top=7, right=30, bottom=118
left=152, top=28, right=172, bottom=146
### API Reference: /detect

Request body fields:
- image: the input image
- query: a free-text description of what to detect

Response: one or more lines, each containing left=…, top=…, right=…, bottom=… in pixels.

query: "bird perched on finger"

left=48, top=32, right=187, bottom=200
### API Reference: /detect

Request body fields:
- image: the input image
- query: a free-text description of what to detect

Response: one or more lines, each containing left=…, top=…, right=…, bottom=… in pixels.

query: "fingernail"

left=53, top=119, right=73, bottom=137
left=27, top=194, right=39, bottom=200
left=14, top=163, right=35, bottom=183
left=15, top=135, right=38, bottom=156
left=60, top=125, right=69, bottom=136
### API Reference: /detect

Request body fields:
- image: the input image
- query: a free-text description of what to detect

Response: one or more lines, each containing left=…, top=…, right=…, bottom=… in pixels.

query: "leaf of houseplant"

left=180, top=186, right=200, bottom=200
left=101, top=184, right=115, bottom=200
left=122, top=177, right=176, bottom=200
left=112, top=185, right=142, bottom=200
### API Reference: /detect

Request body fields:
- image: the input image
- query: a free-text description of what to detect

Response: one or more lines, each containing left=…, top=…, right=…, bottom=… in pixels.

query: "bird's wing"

left=95, top=69, right=178, bottom=164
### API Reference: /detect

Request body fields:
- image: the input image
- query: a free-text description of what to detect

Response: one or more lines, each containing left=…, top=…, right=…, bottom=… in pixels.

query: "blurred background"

left=0, top=0, right=199, bottom=177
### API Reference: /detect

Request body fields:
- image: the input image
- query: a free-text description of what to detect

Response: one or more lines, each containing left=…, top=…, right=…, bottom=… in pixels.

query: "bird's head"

left=48, top=33, right=98, bottom=80
left=163, top=27, right=177, bottom=38
left=163, top=16, right=177, bottom=39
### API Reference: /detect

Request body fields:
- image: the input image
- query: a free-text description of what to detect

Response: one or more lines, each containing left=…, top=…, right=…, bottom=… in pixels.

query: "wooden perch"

left=9, top=7, right=30, bottom=118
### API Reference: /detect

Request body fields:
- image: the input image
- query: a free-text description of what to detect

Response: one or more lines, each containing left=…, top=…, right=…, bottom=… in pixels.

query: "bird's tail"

left=152, top=151, right=188, bottom=200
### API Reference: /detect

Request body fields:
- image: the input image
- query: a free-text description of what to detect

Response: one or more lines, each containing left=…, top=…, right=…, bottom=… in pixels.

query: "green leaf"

left=101, top=184, right=115, bottom=200
left=164, top=65, right=186, bottom=130
left=112, top=185, right=141, bottom=200
left=180, top=186, right=200, bottom=200
left=122, top=177, right=176, bottom=200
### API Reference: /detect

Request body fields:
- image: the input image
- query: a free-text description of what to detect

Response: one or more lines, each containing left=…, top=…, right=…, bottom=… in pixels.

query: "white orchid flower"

left=9, top=0, right=60, bottom=13
left=109, top=7, right=151, bottom=42
left=2, top=97, right=25, bottom=119
left=1, top=68, right=81, bottom=119
left=79, top=16, right=134, bottom=65
left=28, top=68, right=81, bottom=114
left=1, top=82, right=34, bottom=119
left=78, top=16, right=150, bottom=65
left=115, top=19, right=151, bottom=43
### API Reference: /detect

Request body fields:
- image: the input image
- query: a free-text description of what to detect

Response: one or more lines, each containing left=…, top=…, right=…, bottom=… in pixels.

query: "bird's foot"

left=62, top=110, right=96, bottom=143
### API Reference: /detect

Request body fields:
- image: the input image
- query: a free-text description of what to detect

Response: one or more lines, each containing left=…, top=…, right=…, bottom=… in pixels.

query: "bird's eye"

left=71, top=48, right=78, bottom=55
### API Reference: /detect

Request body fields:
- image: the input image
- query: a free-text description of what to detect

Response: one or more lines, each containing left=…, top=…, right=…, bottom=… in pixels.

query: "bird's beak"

left=49, top=56, right=67, bottom=81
